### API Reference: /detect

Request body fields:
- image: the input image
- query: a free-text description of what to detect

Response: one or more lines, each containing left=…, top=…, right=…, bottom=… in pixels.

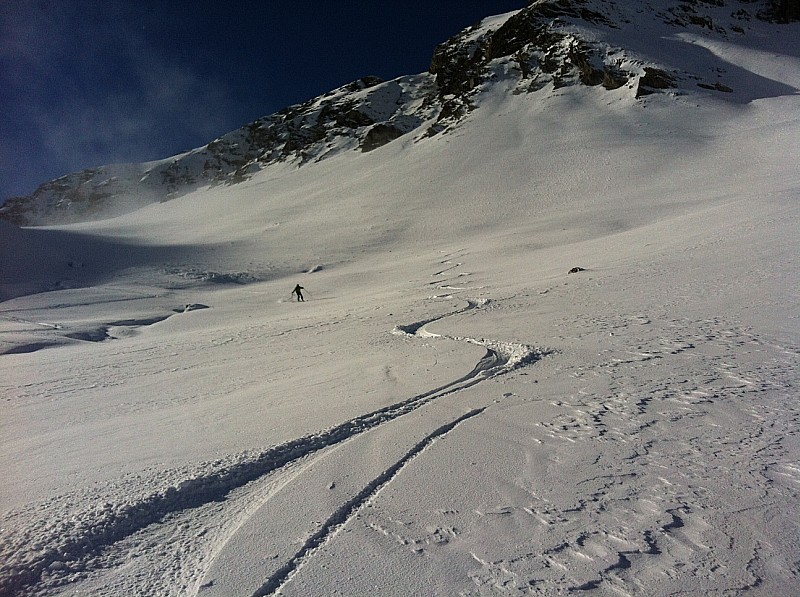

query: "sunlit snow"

left=1, top=4, right=799, bottom=596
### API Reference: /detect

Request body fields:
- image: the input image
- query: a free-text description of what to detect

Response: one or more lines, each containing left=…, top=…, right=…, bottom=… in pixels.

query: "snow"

left=1, top=9, right=799, bottom=597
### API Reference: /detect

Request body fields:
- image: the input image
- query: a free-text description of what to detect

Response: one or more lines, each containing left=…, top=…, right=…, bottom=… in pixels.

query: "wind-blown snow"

left=1, top=4, right=799, bottom=597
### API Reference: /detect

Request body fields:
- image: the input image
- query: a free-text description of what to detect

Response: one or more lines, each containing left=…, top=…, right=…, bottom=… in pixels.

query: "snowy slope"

left=4, top=0, right=797, bottom=228
left=1, top=1, right=799, bottom=596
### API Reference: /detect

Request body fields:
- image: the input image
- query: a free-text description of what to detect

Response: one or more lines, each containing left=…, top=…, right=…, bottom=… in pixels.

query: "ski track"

left=250, top=408, right=486, bottom=597
left=0, top=299, right=545, bottom=597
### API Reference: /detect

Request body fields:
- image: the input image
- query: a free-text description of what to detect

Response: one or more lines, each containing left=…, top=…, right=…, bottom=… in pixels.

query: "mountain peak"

left=1, top=0, right=794, bottom=226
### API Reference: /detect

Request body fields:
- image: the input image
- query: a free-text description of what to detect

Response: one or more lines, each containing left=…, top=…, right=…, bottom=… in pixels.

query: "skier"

left=292, top=284, right=305, bottom=302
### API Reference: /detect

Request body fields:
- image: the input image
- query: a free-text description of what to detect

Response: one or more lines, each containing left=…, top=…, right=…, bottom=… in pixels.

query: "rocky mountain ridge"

left=1, top=0, right=795, bottom=226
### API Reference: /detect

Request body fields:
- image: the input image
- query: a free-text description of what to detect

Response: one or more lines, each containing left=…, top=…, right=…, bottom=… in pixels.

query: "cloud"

left=0, top=1, right=243, bottom=199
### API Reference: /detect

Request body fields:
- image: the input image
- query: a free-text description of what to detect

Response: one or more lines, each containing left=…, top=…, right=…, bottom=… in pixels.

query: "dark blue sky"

left=0, top=1, right=525, bottom=202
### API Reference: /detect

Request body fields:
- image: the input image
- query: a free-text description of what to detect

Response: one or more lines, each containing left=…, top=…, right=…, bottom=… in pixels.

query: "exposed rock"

left=346, top=76, right=385, bottom=91
left=602, top=68, right=629, bottom=90
left=176, top=304, right=210, bottom=313
left=636, top=68, right=677, bottom=97
left=698, top=81, right=734, bottom=92
left=361, top=124, right=405, bottom=152
left=335, top=107, right=375, bottom=129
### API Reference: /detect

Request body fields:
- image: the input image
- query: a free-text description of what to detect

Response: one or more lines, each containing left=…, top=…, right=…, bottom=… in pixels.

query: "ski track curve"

left=249, top=408, right=487, bottom=597
left=0, top=299, right=546, bottom=597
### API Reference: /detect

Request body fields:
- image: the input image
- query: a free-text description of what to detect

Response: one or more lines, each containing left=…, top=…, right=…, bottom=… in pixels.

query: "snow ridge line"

left=0, top=300, right=544, bottom=596
left=250, top=407, right=487, bottom=597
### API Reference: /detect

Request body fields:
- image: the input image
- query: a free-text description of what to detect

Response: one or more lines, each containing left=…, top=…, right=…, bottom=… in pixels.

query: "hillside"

left=2, top=0, right=797, bottom=227
left=1, top=1, right=799, bottom=596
